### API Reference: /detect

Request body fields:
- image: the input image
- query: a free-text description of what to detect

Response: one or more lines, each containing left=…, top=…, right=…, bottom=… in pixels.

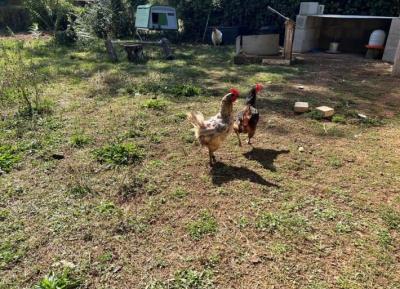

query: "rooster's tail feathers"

left=187, top=111, right=205, bottom=128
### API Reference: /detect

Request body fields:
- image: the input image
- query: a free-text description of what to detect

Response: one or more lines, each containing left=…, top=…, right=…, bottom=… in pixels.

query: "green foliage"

left=171, top=188, right=189, bottom=199
left=68, top=185, right=92, bottom=198
left=94, top=143, right=145, bottom=166
left=34, top=270, right=81, bottom=289
left=23, top=0, right=76, bottom=33
left=307, top=110, right=325, bottom=121
left=332, top=114, right=346, bottom=124
left=141, top=99, right=169, bottom=111
left=70, top=133, right=91, bottom=148
left=187, top=211, right=218, bottom=240
left=381, top=207, right=400, bottom=231
left=0, top=145, right=21, bottom=173
left=96, top=201, right=119, bottom=215
left=256, top=211, right=308, bottom=234
left=0, top=41, right=49, bottom=117
left=169, top=84, right=202, bottom=97
left=0, top=5, right=31, bottom=32
left=74, top=0, right=132, bottom=42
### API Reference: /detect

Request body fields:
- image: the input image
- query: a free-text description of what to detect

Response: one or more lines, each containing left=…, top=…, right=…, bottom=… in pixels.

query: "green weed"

left=94, top=143, right=145, bottom=166
left=327, top=156, right=343, bottom=168
left=306, top=110, right=325, bottom=121
left=377, top=229, right=392, bottom=249
left=70, top=133, right=91, bottom=148
left=381, top=207, right=400, bottom=230
left=169, top=84, right=202, bottom=97
left=171, top=188, right=189, bottom=199
left=67, top=185, right=92, bottom=198
left=141, top=99, right=169, bottom=111
left=256, top=211, right=308, bottom=234
left=332, top=114, right=347, bottom=124
left=96, top=201, right=120, bottom=215
left=0, top=145, right=21, bottom=173
left=34, top=270, right=81, bottom=289
left=187, top=211, right=218, bottom=240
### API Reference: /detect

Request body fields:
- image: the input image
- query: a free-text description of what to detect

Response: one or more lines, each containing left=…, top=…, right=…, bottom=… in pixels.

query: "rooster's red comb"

left=255, top=83, right=264, bottom=92
left=230, top=88, right=240, bottom=97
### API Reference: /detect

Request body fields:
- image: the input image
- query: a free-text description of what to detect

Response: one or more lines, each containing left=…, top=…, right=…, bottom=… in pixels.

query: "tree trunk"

left=393, top=40, right=400, bottom=77
left=105, top=38, right=118, bottom=62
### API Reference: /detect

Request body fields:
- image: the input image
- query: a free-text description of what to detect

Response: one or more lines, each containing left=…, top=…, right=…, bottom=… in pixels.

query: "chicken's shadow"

left=243, top=148, right=290, bottom=172
left=210, top=162, right=278, bottom=187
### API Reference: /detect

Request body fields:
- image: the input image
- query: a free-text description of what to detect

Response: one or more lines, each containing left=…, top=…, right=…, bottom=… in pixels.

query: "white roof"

left=309, top=14, right=396, bottom=20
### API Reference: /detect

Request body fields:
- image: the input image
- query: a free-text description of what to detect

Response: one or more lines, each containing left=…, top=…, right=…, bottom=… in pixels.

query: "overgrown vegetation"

left=0, top=41, right=49, bottom=117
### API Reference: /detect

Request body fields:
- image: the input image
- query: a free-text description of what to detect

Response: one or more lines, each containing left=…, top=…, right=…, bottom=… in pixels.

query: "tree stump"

left=393, top=40, right=400, bottom=77
left=124, top=44, right=144, bottom=62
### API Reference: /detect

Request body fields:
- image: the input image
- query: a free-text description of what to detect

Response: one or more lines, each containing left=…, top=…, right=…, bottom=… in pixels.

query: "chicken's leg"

left=209, top=150, right=216, bottom=166
left=247, top=130, right=256, bottom=145
left=235, top=131, right=242, bottom=147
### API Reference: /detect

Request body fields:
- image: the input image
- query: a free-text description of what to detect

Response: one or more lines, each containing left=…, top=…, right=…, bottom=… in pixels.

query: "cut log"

left=123, top=44, right=144, bottom=62
left=393, top=40, right=400, bottom=77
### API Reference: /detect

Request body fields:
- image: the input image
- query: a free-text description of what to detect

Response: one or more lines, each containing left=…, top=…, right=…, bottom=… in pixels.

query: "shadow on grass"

left=210, top=162, right=278, bottom=187
left=243, top=148, right=289, bottom=172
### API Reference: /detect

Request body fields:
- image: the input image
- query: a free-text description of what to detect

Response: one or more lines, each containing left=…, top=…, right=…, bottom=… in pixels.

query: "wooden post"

left=393, top=40, right=400, bottom=77
left=284, top=20, right=295, bottom=61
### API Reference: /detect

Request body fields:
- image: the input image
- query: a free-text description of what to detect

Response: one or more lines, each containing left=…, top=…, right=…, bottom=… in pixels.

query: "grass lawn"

left=1, top=37, right=400, bottom=289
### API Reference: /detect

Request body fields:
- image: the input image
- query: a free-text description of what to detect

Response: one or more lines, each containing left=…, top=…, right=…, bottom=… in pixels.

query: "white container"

left=329, top=42, right=339, bottom=52
left=318, top=5, right=325, bottom=15
left=299, top=2, right=320, bottom=15
left=368, top=30, right=387, bottom=47
left=236, top=34, right=279, bottom=56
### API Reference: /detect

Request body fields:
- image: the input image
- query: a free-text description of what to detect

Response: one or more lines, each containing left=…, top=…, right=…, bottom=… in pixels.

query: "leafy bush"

left=54, top=26, right=77, bottom=46
left=94, top=143, right=145, bottom=166
left=0, top=146, right=21, bottom=173
left=74, top=0, right=132, bottom=42
left=24, top=0, right=77, bottom=33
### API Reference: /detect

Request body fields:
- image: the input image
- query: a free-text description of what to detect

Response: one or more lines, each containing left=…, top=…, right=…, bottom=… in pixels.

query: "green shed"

left=135, top=4, right=178, bottom=31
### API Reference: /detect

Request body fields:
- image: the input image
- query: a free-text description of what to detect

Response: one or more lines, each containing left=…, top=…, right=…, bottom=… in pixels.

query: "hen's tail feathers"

left=187, top=112, right=205, bottom=128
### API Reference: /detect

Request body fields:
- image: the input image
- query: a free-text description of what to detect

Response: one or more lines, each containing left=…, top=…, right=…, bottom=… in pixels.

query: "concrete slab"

left=294, top=102, right=310, bottom=113
left=316, top=106, right=335, bottom=118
